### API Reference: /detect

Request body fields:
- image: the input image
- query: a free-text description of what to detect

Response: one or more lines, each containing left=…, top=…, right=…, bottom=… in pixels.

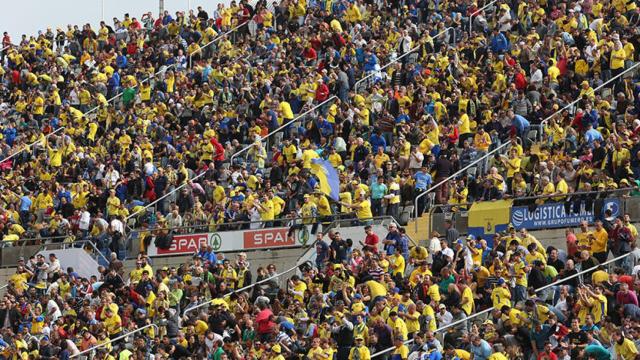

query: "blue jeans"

left=513, top=285, right=527, bottom=304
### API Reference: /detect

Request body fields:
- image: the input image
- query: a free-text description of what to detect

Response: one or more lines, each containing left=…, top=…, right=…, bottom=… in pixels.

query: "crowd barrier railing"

left=183, top=264, right=300, bottom=316
left=188, top=20, right=249, bottom=68
left=71, top=323, right=159, bottom=358
left=0, top=61, right=177, bottom=167
left=354, top=27, right=454, bottom=94
left=370, top=251, right=636, bottom=358
left=538, top=62, right=640, bottom=143
left=230, top=96, right=339, bottom=165
left=428, top=187, right=638, bottom=237
left=468, top=0, right=499, bottom=34
left=413, top=141, right=512, bottom=227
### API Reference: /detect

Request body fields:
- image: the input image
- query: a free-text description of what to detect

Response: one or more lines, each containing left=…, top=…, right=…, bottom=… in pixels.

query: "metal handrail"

left=188, top=20, right=250, bottom=68
left=539, top=62, right=640, bottom=141
left=70, top=323, right=159, bottom=358
left=182, top=216, right=400, bottom=316
left=353, top=27, right=453, bottom=93
left=0, top=63, right=177, bottom=166
left=183, top=264, right=300, bottom=316
left=229, top=96, right=338, bottom=164
left=0, top=43, right=17, bottom=52
left=125, top=170, right=207, bottom=221
left=468, top=0, right=499, bottom=33
left=370, top=251, right=636, bottom=358
left=413, top=141, right=512, bottom=225
left=3, top=233, right=73, bottom=245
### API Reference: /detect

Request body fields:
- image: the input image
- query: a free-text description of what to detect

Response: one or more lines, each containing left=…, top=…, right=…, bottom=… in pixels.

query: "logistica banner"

left=510, top=199, right=621, bottom=230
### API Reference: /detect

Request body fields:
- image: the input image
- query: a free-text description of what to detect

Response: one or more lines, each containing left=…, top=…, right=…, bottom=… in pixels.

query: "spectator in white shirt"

left=436, top=304, right=453, bottom=327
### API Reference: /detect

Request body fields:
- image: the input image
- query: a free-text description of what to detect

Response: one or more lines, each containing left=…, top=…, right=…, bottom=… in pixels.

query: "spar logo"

left=158, top=233, right=221, bottom=254
left=243, top=228, right=294, bottom=249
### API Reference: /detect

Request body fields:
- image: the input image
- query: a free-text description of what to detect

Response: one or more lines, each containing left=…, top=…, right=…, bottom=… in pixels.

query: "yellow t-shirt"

left=392, top=345, right=409, bottom=359
left=459, top=113, right=470, bottom=134
left=461, top=286, right=474, bottom=315
left=611, top=48, right=627, bottom=70
left=354, top=200, right=373, bottom=219
left=615, top=338, right=638, bottom=360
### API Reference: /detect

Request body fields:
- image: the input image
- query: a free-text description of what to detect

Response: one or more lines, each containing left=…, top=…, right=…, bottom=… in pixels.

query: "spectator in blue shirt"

left=370, top=176, right=388, bottom=216
left=363, top=51, right=378, bottom=72
left=383, top=223, right=402, bottom=256
left=414, top=166, right=433, bottom=192
left=490, top=29, right=509, bottom=53
left=197, top=244, right=217, bottom=265
left=469, top=336, right=493, bottom=360
left=19, top=192, right=32, bottom=225
left=509, top=110, right=530, bottom=147
left=370, top=130, right=387, bottom=152
left=584, top=123, right=604, bottom=148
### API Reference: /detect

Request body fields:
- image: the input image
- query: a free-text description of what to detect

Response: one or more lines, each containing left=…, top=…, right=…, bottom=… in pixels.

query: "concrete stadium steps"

left=406, top=215, right=430, bottom=245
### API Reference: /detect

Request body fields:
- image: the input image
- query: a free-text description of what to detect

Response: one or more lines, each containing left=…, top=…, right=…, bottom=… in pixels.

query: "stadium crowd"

left=0, top=0, right=638, bottom=256
left=2, top=219, right=640, bottom=360
left=0, top=0, right=639, bottom=357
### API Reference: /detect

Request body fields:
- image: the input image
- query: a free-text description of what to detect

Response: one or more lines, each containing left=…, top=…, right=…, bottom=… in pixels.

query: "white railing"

left=188, top=20, right=250, bottom=68
left=229, top=96, right=338, bottom=164
left=469, top=0, right=499, bottom=33
left=183, top=264, right=300, bottom=316
left=125, top=160, right=214, bottom=222
left=370, top=251, right=635, bottom=358
left=0, top=43, right=17, bottom=53
left=0, top=63, right=177, bottom=167
left=354, top=27, right=454, bottom=93
left=413, top=141, right=512, bottom=224
left=70, top=323, right=158, bottom=358
left=539, top=62, right=640, bottom=142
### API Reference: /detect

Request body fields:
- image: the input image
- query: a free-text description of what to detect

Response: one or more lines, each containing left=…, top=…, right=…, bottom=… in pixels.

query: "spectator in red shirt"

left=314, top=79, right=329, bottom=102
left=616, top=282, right=639, bottom=306
left=565, top=228, right=578, bottom=258
left=361, top=225, right=379, bottom=253
left=537, top=342, right=558, bottom=360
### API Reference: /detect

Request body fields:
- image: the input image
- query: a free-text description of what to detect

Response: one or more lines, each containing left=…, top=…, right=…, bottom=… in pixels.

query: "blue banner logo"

left=510, top=199, right=620, bottom=230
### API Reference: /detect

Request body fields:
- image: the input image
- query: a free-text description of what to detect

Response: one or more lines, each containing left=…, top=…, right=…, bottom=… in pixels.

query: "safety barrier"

left=71, top=323, right=159, bottom=358
left=183, top=264, right=300, bottom=316
left=0, top=62, right=177, bottom=167
left=538, top=62, right=640, bottom=142
left=230, top=96, right=339, bottom=165
left=124, top=215, right=399, bottom=259
left=37, top=240, right=111, bottom=267
left=413, top=141, right=512, bottom=225
left=468, top=0, right=499, bottom=33
left=428, top=188, right=640, bottom=237
left=370, top=251, right=636, bottom=358
left=354, top=27, right=455, bottom=93
left=183, top=216, right=402, bottom=316
left=188, top=21, right=249, bottom=68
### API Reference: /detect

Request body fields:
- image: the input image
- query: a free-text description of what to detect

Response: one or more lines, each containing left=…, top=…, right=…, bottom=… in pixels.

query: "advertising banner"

left=147, top=226, right=310, bottom=257
left=510, top=198, right=620, bottom=230
left=467, top=199, right=513, bottom=247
